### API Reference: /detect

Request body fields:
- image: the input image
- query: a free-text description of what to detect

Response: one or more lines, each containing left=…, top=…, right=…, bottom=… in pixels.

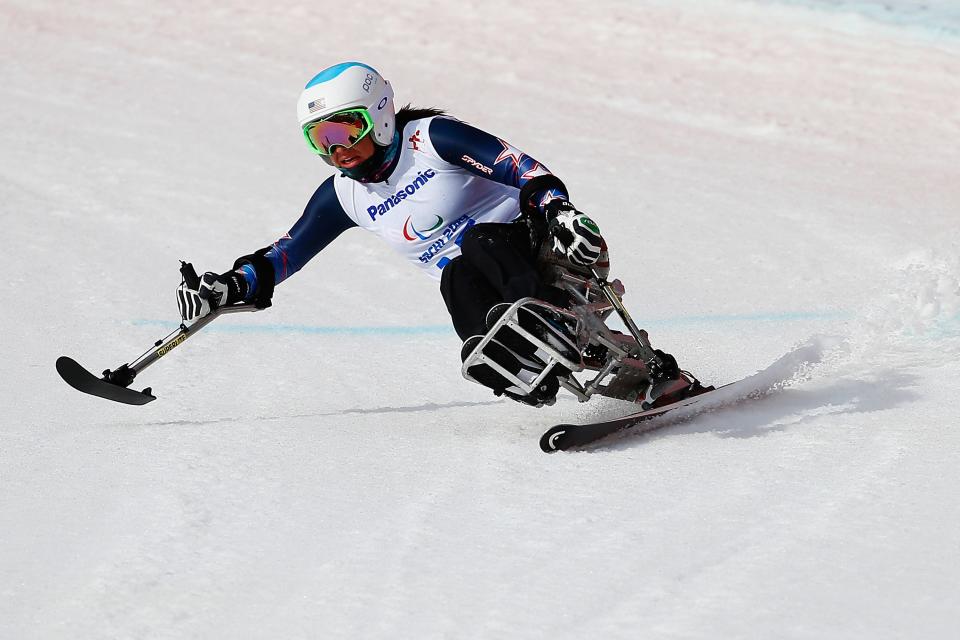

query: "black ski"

left=540, top=383, right=733, bottom=452
left=56, top=356, right=156, bottom=405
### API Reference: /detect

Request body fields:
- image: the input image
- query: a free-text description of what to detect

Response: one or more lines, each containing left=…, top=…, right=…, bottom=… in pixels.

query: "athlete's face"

left=329, top=135, right=375, bottom=169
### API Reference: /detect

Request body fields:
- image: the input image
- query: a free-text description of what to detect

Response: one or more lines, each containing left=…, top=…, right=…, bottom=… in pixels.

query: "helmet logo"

left=307, top=98, right=326, bottom=114
left=378, top=97, right=388, bottom=111
left=362, top=73, right=375, bottom=93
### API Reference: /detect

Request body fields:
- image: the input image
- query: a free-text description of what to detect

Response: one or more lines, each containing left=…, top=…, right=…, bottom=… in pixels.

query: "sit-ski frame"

left=461, top=268, right=679, bottom=407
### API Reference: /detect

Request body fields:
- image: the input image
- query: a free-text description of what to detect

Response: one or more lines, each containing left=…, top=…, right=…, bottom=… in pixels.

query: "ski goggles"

left=302, top=107, right=374, bottom=156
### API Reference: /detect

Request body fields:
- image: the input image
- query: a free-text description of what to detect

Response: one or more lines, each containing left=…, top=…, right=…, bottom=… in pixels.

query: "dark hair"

left=396, top=105, right=448, bottom=130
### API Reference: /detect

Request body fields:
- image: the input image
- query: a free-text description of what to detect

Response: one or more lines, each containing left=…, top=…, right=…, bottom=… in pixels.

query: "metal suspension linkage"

left=589, top=267, right=662, bottom=369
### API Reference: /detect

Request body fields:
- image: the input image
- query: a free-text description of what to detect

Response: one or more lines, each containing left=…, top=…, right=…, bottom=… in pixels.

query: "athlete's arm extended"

left=235, top=176, right=356, bottom=304
left=427, top=117, right=570, bottom=216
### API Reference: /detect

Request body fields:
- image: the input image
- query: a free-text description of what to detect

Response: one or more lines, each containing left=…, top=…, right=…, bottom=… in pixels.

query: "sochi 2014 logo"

left=402, top=213, right=445, bottom=241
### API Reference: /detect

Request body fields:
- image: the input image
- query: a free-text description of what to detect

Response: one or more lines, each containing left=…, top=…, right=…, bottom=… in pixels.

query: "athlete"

left=177, top=61, right=606, bottom=405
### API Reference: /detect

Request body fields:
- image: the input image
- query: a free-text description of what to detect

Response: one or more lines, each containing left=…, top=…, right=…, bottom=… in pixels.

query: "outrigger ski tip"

left=56, top=356, right=157, bottom=405
left=55, top=262, right=262, bottom=406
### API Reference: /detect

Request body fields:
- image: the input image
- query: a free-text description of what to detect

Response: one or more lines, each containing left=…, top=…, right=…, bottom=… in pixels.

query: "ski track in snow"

left=590, top=254, right=960, bottom=450
left=139, top=399, right=506, bottom=429
left=578, top=334, right=850, bottom=450
left=3, top=0, right=960, bottom=638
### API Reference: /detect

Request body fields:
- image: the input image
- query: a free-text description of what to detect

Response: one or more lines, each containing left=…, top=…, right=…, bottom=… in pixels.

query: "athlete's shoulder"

left=332, top=171, right=352, bottom=194
left=400, top=117, right=458, bottom=166
left=393, top=107, right=454, bottom=155
left=420, top=115, right=505, bottom=172
left=403, top=114, right=452, bottom=130
left=331, top=171, right=364, bottom=223
left=396, top=106, right=454, bottom=132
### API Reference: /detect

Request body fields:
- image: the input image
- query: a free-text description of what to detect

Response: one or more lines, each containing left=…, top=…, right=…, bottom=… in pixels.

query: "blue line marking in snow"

left=639, top=310, right=849, bottom=327
left=132, top=319, right=453, bottom=336
left=132, top=310, right=846, bottom=336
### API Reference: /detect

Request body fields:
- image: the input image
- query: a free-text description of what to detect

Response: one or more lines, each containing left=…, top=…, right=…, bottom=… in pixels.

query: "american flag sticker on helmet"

left=308, top=98, right=326, bottom=113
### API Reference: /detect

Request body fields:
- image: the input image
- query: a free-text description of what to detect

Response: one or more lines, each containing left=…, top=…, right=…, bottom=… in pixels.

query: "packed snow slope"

left=2, top=1, right=959, bottom=638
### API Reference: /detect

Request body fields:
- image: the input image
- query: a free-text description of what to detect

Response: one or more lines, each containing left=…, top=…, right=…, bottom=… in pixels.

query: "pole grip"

left=180, top=261, right=200, bottom=290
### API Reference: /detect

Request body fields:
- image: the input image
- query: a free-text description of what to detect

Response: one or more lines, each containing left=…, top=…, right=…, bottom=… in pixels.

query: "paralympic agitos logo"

left=403, top=214, right=444, bottom=241
left=366, top=168, right=436, bottom=220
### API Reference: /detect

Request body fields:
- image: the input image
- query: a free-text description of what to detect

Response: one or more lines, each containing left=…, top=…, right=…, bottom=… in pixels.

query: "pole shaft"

left=127, top=303, right=258, bottom=376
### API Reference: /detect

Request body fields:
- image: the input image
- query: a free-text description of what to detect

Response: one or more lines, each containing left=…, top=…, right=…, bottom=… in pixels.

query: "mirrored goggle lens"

left=304, top=110, right=372, bottom=155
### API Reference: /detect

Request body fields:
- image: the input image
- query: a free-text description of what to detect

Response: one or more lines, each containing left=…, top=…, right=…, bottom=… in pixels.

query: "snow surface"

left=768, top=0, right=960, bottom=37
left=2, top=0, right=959, bottom=638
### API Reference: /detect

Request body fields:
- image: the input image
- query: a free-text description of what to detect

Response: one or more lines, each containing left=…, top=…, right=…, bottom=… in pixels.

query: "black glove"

left=545, top=200, right=604, bottom=267
left=177, top=270, right=247, bottom=322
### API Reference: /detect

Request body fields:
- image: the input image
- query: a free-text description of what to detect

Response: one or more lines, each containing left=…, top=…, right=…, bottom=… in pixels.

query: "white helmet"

left=297, top=62, right=396, bottom=147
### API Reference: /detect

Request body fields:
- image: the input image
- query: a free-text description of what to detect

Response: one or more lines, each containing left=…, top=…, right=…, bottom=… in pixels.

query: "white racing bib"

left=333, top=117, right=522, bottom=280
